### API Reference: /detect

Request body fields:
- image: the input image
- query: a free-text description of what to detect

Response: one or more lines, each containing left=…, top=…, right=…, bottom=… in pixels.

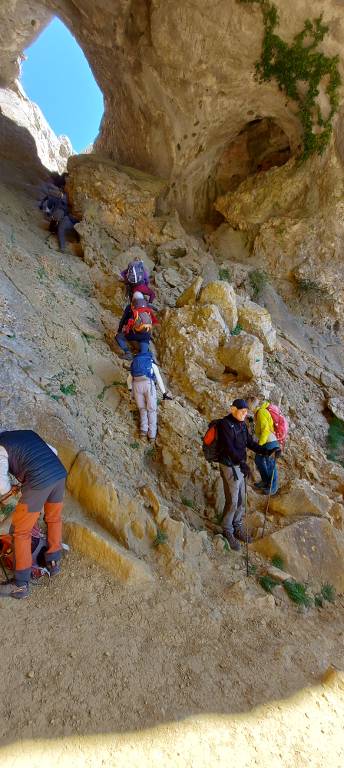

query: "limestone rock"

left=330, top=502, right=344, bottom=531
left=252, top=518, right=344, bottom=591
left=176, top=277, right=203, bottom=308
left=63, top=519, right=152, bottom=585
left=199, top=281, right=238, bottom=331
left=238, top=300, right=276, bottom=352
left=225, top=578, right=275, bottom=610
left=270, top=480, right=332, bottom=519
left=0, top=86, right=72, bottom=177
left=327, top=397, right=344, bottom=422
left=218, top=333, right=264, bottom=380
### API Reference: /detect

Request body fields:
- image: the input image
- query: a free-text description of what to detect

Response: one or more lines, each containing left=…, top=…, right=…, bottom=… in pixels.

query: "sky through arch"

left=22, top=17, right=104, bottom=153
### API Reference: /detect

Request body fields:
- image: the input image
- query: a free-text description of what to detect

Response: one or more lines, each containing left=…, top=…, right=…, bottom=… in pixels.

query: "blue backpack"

left=131, top=353, right=155, bottom=379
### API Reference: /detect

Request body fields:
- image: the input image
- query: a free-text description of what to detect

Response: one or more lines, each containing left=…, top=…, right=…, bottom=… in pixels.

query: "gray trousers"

left=132, top=379, right=157, bottom=438
left=220, top=464, right=245, bottom=533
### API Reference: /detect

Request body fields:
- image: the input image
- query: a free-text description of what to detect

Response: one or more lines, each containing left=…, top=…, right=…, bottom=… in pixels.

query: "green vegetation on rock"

left=238, top=0, right=341, bottom=160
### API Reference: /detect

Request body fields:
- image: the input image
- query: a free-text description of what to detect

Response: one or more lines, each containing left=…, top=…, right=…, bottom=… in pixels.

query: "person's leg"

left=115, top=332, right=130, bottom=354
left=233, top=470, right=252, bottom=541
left=133, top=380, right=149, bottom=435
left=264, top=456, right=278, bottom=494
left=44, top=478, right=65, bottom=572
left=220, top=465, right=241, bottom=534
left=0, top=503, right=40, bottom=598
left=254, top=453, right=269, bottom=488
left=146, top=381, right=157, bottom=439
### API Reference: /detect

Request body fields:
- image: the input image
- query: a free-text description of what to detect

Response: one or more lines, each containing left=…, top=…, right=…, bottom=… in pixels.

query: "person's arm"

left=118, top=305, right=131, bottom=333
left=246, top=427, right=268, bottom=455
left=152, top=363, right=166, bottom=395
left=0, top=447, right=12, bottom=497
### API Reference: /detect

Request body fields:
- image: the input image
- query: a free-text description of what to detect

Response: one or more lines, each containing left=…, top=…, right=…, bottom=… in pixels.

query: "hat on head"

left=232, top=398, right=249, bottom=410
left=132, top=291, right=144, bottom=300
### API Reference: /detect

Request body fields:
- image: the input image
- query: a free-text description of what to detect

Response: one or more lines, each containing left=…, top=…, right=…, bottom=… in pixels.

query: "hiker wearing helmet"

left=217, top=399, right=273, bottom=551
left=115, top=292, right=158, bottom=361
left=0, top=430, right=67, bottom=599
left=120, top=257, right=156, bottom=302
left=251, top=400, right=284, bottom=496
left=127, top=348, right=172, bottom=441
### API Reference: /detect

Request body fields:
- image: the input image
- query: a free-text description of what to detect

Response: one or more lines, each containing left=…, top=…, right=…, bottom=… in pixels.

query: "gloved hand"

left=163, top=392, right=173, bottom=401
left=240, top=461, right=251, bottom=478
left=266, top=447, right=281, bottom=458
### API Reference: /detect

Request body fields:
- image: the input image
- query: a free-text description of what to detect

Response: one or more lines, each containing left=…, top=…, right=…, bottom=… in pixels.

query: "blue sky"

left=22, top=17, right=104, bottom=152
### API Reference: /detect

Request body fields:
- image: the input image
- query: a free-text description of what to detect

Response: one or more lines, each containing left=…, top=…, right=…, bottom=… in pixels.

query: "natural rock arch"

left=1, top=0, right=344, bottom=221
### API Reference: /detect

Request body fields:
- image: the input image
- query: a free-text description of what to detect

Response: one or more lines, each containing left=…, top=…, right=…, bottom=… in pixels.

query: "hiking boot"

left=0, top=581, right=30, bottom=599
left=223, top=531, right=240, bottom=551
left=46, top=560, right=61, bottom=577
left=254, top=481, right=266, bottom=489
left=262, top=488, right=278, bottom=496
left=234, top=527, right=253, bottom=543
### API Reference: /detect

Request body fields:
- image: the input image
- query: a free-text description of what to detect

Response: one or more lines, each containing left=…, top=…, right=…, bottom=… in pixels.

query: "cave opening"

left=208, top=117, right=292, bottom=226
left=21, top=16, right=104, bottom=153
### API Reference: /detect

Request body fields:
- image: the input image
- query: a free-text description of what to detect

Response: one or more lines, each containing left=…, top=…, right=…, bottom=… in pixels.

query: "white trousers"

left=132, top=379, right=157, bottom=438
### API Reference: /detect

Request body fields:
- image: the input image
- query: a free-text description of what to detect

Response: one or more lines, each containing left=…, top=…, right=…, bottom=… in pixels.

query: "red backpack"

left=267, top=404, right=288, bottom=447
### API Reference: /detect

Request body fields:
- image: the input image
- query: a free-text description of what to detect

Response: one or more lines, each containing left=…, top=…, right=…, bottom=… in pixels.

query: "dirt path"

left=1, top=549, right=344, bottom=746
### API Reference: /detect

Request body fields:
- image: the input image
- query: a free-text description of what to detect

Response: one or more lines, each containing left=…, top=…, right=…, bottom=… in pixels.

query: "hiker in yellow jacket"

left=252, top=401, right=280, bottom=495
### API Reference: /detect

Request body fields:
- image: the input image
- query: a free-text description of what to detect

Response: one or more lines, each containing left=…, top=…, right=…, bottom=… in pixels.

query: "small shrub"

left=314, top=593, right=324, bottom=608
left=37, top=266, right=47, bottom=282
left=146, top=446, right=157, bottom=460
left=283, top=579, right=313, bottom=607
left=271, top=554, right=285, bottom=570
left=296, top=278, right=327, bottom=296
left=153, top=528, right=168, bottom=547
left=181, top=497, right=195, bottom=509
left=327, top=416, right=344, bottom=467
left=259, top=574, right=279, bottom=593
left=321, top=582, right=336, bottom=604
left=130, top=442, right=140, bottom=450
left=60, top=382, right=77, bottom=396
left=249, top=269, right=269, bottom=298
left=230, top=323, right=242, bottom=336
left=0, top=503, right=15, bottom=521
left=219, top=268, right=232, bottom=282
left=97, top=381, right=123, bottom=401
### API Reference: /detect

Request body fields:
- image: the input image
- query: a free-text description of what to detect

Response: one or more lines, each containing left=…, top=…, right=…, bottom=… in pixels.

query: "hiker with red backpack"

left=115, top=291, right=158, bottom=361
left=0, top=430, right=67, bottom=600
left=127, top=348, right=172, bottom=441
left=120, top=258, right=156, bottom=303
left=250, top=400, right=287, bottom=496
left=203, top=399, right=277, bottom=551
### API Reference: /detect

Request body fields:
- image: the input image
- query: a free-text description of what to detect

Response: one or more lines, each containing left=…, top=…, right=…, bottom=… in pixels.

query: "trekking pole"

left=244, top=477, right=249, bottom=577
left=262, top=460, right=276, bottom=538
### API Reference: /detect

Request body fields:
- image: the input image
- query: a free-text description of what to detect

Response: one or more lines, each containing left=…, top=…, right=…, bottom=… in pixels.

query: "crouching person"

left=0, top=430, right=67, bottom=599
left=128, top=349, right=172, bottom=441
left=217, top=399, right=272, bottom=551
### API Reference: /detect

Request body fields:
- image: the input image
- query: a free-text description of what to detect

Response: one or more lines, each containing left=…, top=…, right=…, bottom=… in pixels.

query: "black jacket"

left=217, top=414, right=266, bottom=467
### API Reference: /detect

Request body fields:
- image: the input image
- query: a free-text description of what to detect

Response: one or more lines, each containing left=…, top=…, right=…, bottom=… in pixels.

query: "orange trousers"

left=12, top=501, right=63, bottom=584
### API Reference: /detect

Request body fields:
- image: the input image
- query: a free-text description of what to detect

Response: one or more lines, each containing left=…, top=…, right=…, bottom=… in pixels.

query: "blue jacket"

left=0, top=430, right=67, bottom=489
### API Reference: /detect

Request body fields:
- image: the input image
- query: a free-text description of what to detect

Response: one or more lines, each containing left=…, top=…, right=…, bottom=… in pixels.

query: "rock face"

left=252, top=518, right=344, bottom=591
left=218, top=333, right=264, bottom=380
left=1, top=1, right=344, bottom=221
left=270, top=480, right=332, bottom=519
left=238, top=300, right=276, bottom=352
left=199, top=281, right=238, bottom=331
left=0, top=86, right=72, bottom=178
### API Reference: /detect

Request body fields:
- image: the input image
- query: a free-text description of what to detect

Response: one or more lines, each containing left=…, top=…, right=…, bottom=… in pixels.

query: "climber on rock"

left=217, top=399, right=277, bottom=551
left=119, top=257, right=156, bottom=302
left=115, top=291, right=158, bottom=361
left=247, top=398, right=281, bottom=496
left=39, top=189, right=79, bottom=252
left=0, top=429, right=67, bottom=600
left=127, top=347, right=172, bottom=441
